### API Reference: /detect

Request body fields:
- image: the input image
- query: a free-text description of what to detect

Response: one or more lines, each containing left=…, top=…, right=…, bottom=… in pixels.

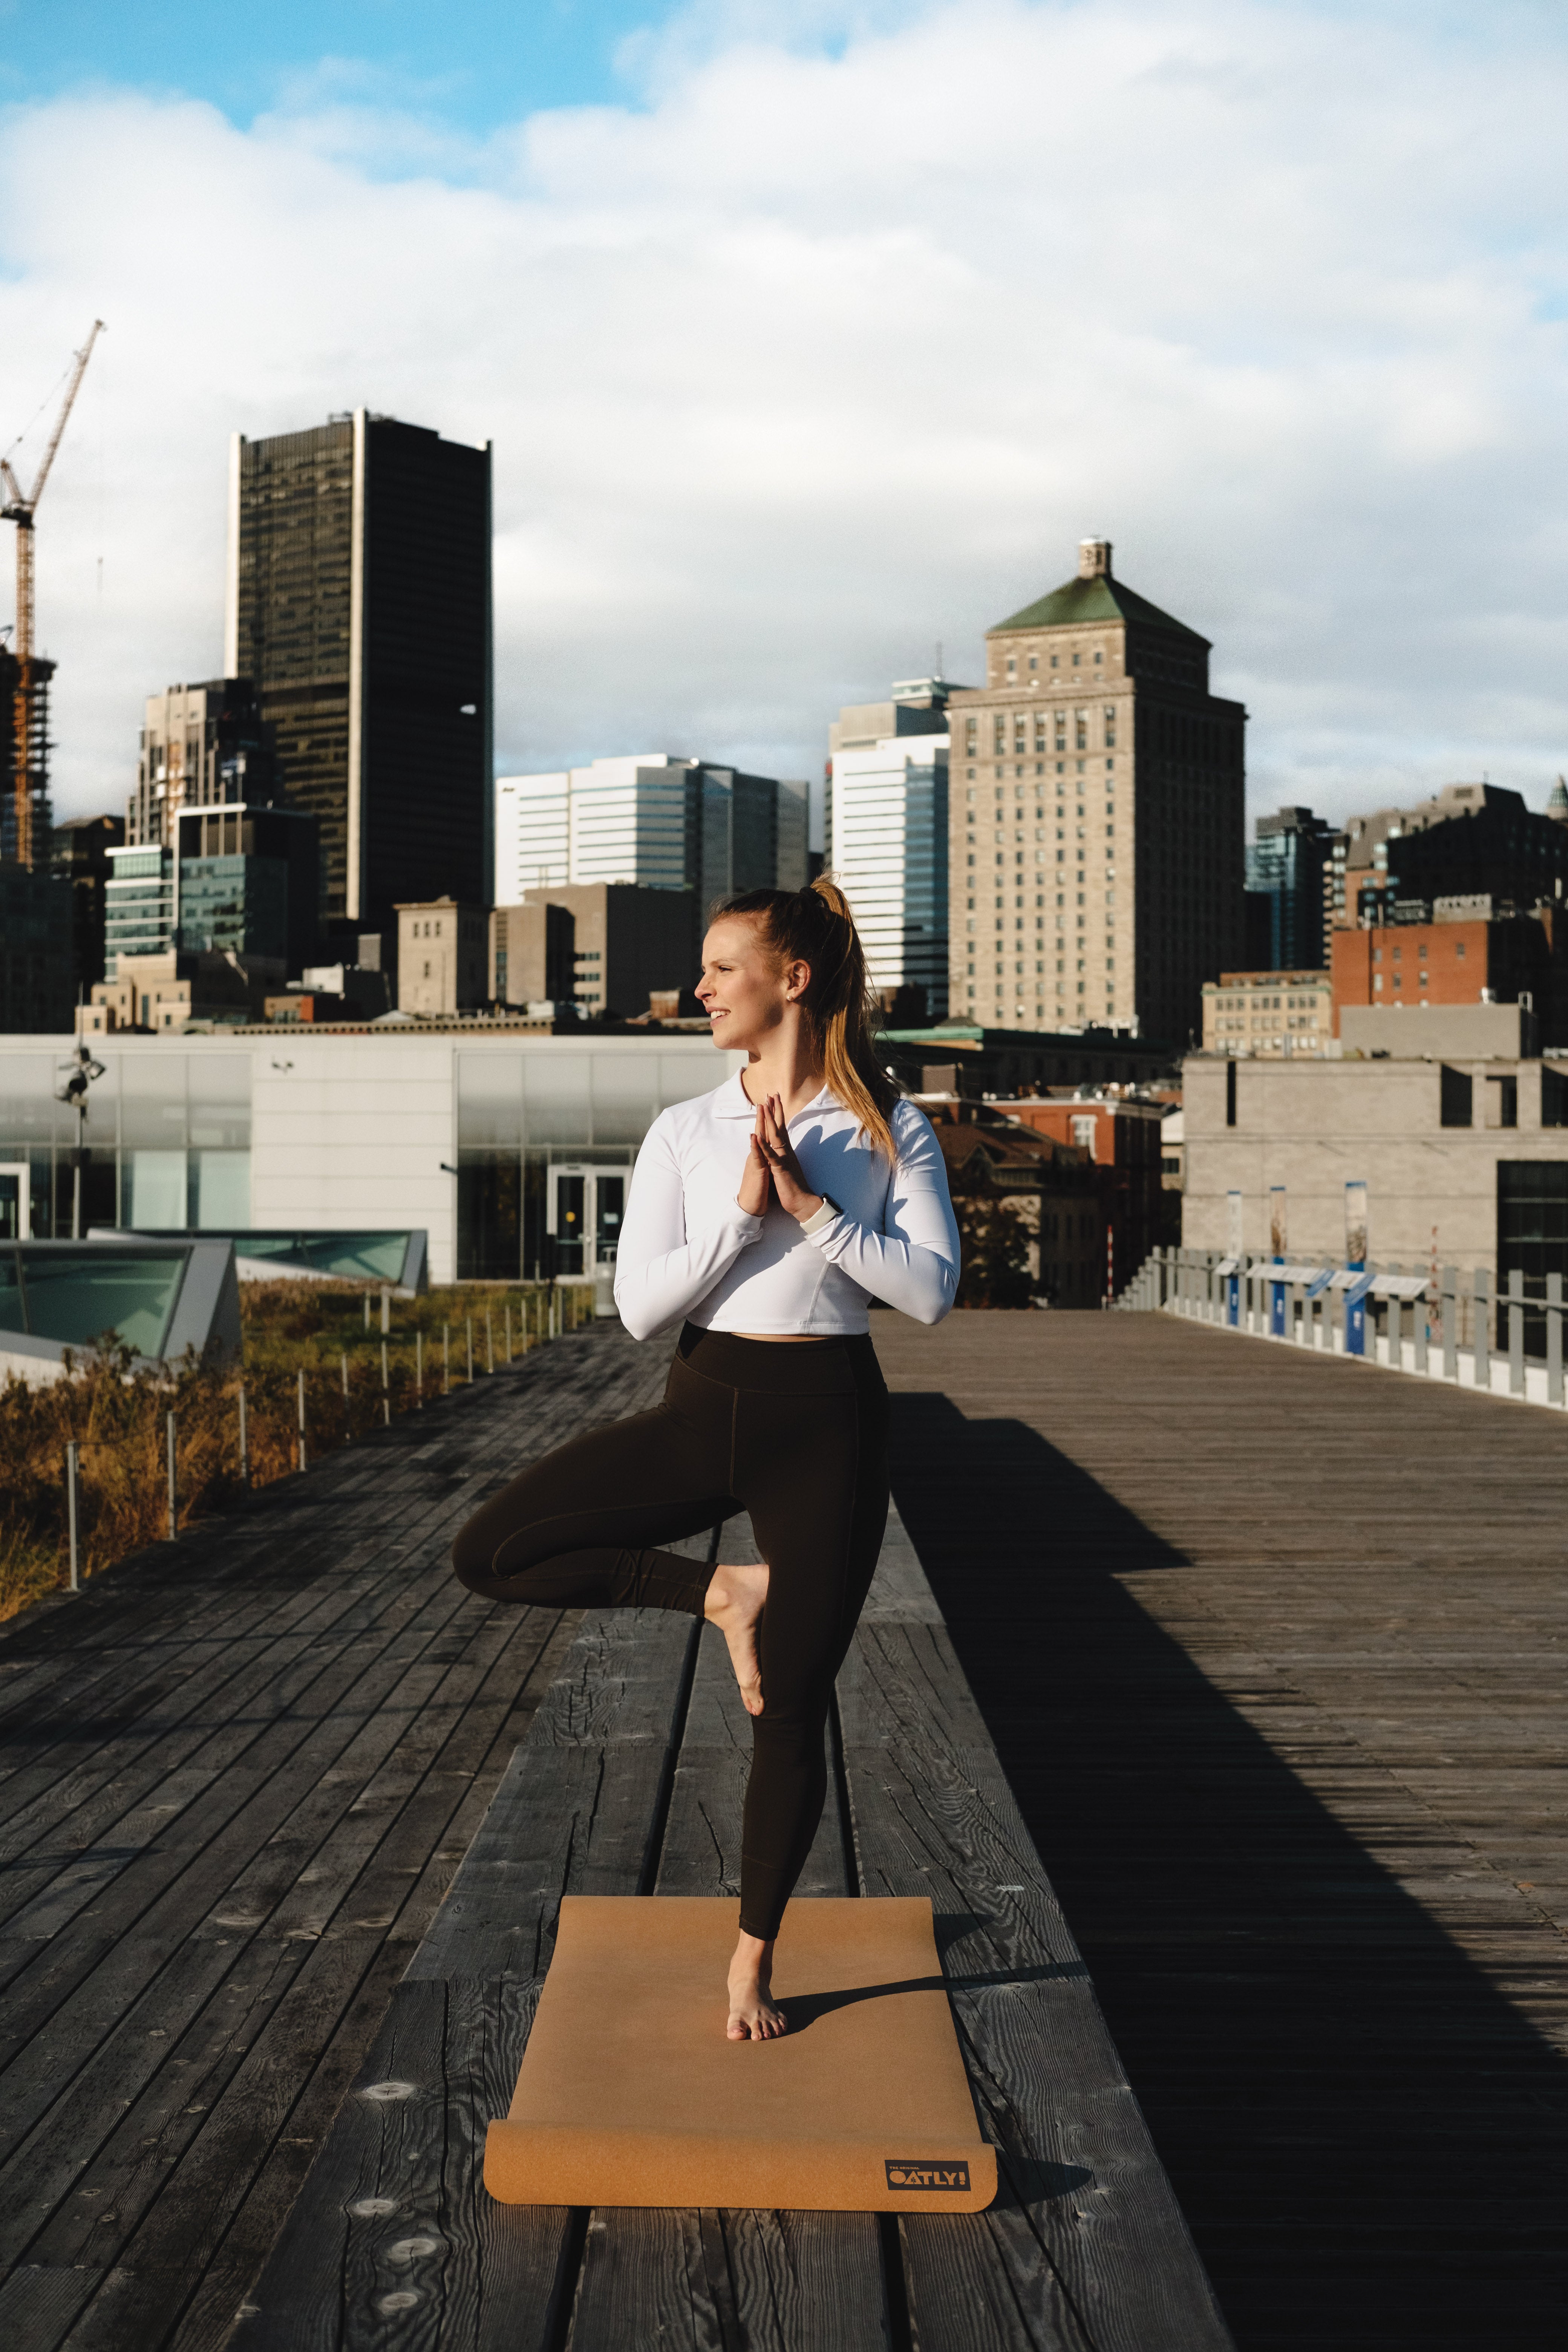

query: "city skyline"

left=2, top=2, right=1567, bottom=833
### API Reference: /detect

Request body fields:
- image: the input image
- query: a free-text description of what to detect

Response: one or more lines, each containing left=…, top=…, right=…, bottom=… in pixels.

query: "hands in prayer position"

left=737, top=1093, right=824, bottom=1225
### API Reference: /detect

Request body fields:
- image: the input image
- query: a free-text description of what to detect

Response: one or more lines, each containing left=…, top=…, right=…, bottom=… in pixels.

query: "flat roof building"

left=1203, top=969, right=1334, bottom=1057
left=495, top=756, right=807, bottom=914
left=226, top=414, right=491, bottom=943
left=0, top=1029, right=741, bottom=1284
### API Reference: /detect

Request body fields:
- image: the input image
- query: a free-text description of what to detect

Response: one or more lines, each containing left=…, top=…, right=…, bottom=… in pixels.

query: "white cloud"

left=2, top=0, right=1568, bottom=835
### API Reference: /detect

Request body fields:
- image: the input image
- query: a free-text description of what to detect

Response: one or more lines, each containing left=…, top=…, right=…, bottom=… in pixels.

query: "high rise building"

left=947, top=539, right=1246, bottom=1040
left=827, top=681, right=955, bottom=1020
left=1245, top=806, right=1334, bottom=969
left=176, top=802, right=320, bottom=976
left=0, top=643, right=55, bottom=866
left=490, top=884, right=699, bottom=1017
left=104, top=843, right=176, bottom=971
left=495, top=755, right=807, bottom=916
left=225, top=412, right=492, bottom=942
left=127, top=679, right=274, bottom=850
left=0, top=863, right=71, bottom=1032
left=1330, top=781, right=1568, bottom=931
left=52, top=814, right=124, bottom=1000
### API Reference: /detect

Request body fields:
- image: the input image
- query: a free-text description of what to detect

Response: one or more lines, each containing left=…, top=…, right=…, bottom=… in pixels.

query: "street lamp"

left=55, top=1043, right=106, bottom=1240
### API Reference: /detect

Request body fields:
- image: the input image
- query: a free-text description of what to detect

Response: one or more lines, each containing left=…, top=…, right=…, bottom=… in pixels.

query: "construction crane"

left=1, top=319, right=104, bottom=867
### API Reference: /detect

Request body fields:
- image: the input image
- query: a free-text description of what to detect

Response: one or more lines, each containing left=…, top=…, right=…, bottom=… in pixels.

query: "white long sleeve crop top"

left=612, top=1071, right=961, bottom=1341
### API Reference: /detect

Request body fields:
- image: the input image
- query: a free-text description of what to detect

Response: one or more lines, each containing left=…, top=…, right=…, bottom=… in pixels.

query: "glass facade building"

left=495, top=756, right=807, bottom=913
left=1245, top=806, right=1334, bottom=971
left=227, top=412, right=492, bottom=939
left=0, top=1048, right=251, bottom=1238
left=104, top=845, right=176, bottom=972
left=830, top=735, right=950, bottom=1020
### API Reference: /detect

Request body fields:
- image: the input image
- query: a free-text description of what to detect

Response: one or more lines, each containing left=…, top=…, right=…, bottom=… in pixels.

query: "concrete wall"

left=1182, top=1051, right=1568, bottom=1268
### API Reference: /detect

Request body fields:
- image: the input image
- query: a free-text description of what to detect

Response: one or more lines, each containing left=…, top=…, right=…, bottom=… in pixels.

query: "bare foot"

left=704, top=1560, right=769, bottom=1716
left=727, top=1930, right=787, bottom=2040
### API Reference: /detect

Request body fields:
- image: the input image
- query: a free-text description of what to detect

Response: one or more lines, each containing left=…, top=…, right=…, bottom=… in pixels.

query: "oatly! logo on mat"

left=885, top=2159, right=971, bottom=2192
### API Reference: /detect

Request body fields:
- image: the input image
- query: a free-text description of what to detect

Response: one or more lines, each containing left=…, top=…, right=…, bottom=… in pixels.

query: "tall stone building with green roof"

left=947, top=538, right=1245, bottom=1043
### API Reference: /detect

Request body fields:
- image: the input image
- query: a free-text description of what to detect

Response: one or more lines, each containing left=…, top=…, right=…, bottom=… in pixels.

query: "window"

left=1104, top=707, right=1116, bottom=748
left=1440, top=1065, right=1472, bottom=1128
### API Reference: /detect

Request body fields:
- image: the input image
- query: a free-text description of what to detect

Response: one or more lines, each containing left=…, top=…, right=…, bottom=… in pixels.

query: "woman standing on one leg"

left=451, top=880, right=960, bottom=2039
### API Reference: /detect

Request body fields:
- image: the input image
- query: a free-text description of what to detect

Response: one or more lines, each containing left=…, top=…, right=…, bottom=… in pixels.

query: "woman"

left=451, top=880, right=960, bottom=2039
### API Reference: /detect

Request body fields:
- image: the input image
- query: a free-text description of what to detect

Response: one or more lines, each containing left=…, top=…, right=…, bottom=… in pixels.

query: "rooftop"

left=991, top=539, right=1209, bottom=643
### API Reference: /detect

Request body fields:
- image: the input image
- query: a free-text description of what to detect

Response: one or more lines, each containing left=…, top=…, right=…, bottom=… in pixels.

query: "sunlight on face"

left=696, top=917, right=796, bottom=1053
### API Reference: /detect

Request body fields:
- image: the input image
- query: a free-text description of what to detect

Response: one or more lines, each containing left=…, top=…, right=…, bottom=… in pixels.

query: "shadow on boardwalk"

left=888, top=1381, right=1568, bottom=2352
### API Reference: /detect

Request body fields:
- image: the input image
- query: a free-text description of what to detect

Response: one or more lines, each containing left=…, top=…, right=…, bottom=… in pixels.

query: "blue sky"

left=0, top=2, right=674, bottom=129
left=3, top=0, right=1568, bottom=820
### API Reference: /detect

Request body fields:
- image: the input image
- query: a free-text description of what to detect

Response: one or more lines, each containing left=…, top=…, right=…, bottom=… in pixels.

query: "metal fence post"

left=486, top=1309, right=495, bottom=1374
left=1386, top=1265, right=1401, bottom=1370
left=238, top=1382, right=249, bottom=1487
left=381, top=1285, right=390, bottom=1337
left=443, top=1322, right=451, bottom=1395
left=505, top=1300, right=513, bottom=1361
left=416, top=1329, right=424, bottom=1406
left=1473, top=1269, right=1490, bottom=1393
left=467, top=1315, right=475, bottom=1381
left=66, top=1441, right=80, bottom=1594
left=1508, top=1268, right=1525, bottom=1397
left=381, top=1338, right=391, bottom=1427
left=1548, top=1272, right=1563, bottom=1407
left=1413, top=1282, right=1428, bottom=1375
left=167, top=1409, right=178, bottom=1537
left=297, top=1367, right=308, bottom=1472
left=1442, top=1267, right=1458, bottom=1381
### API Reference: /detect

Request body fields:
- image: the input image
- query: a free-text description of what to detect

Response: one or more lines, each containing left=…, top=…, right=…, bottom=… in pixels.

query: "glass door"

left=547, top=1165, right=627, bottom=1276
left=0, top=1164, right=30, bottom=1242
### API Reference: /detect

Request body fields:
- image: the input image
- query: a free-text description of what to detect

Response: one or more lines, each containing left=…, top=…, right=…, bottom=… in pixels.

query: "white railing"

left=1116, top=1245, right=1568, bottom=1410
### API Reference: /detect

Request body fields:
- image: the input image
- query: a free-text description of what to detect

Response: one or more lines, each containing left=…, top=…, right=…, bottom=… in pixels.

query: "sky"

left=2, top=0, right=1567, bottom=830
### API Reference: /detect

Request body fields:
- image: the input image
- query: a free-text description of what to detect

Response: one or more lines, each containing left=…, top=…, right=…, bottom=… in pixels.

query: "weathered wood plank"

left=839, top=1591, right=1234, bottom=2350
left=565, top=1546, right=890, bottom=2352
left=0, top=1325, right=674, bottom=2352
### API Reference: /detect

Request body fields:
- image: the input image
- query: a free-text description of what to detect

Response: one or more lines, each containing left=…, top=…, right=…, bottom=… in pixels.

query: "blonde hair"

left=714, top=876, right=899, bottom=1158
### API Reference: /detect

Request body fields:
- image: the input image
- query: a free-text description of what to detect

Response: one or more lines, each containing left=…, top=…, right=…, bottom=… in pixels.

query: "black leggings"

left=450, top=1323, right=889, bottom=1940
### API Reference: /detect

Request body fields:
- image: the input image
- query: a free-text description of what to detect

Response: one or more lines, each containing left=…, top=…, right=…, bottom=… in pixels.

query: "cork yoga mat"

left=484, top=1895, right=997, bottom=2213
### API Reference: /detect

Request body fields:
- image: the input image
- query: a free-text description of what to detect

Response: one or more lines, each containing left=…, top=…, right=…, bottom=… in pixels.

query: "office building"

left=827, top=684, right=953, bottom=1019
left=495, top=756, right=807, bottom=916
left=176, top=803, right=320, bottom=976
left=947, top=538, right=1246, bottom=1040
left=226, top=413, right=492, bottom=940
left=1204, top=970, right=1335, bottom=1057
left=105, top=843, right=176, bottom=970
left=52, top=813, right=124, bottom=999
left=1246, top=805, right=1333, bottom=969
left=0, top=1028, right=738, bottom=1281
left=127, top=679, right=275, bottom=850
left=490, top=884, right=698, bottom=1018
left=1330, top=782, right=1568, bottom=932
left=0, top=864, right=72, bottom=1032
left=397, top=899, right=489, bottom=1017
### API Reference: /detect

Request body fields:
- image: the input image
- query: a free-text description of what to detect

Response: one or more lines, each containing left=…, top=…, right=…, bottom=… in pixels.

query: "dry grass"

left=0, top=1278, right=591, bottom=1625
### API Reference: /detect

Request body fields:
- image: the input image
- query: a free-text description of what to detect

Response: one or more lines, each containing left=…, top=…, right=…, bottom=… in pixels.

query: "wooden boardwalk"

left=2, top=1308, right=1562, bottom=2348
left=0, top=1333, right=645, bottom=2351
left=875, top=1312, right=1568, bottom=2351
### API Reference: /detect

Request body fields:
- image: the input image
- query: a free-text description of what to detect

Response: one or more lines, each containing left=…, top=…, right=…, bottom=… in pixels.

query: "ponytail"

left=712, top=876, right=899, bottom=1158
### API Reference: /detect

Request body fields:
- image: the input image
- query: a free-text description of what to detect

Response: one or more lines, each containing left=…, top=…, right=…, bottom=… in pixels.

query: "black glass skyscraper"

left=225, top=412, right=492, bottom=943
